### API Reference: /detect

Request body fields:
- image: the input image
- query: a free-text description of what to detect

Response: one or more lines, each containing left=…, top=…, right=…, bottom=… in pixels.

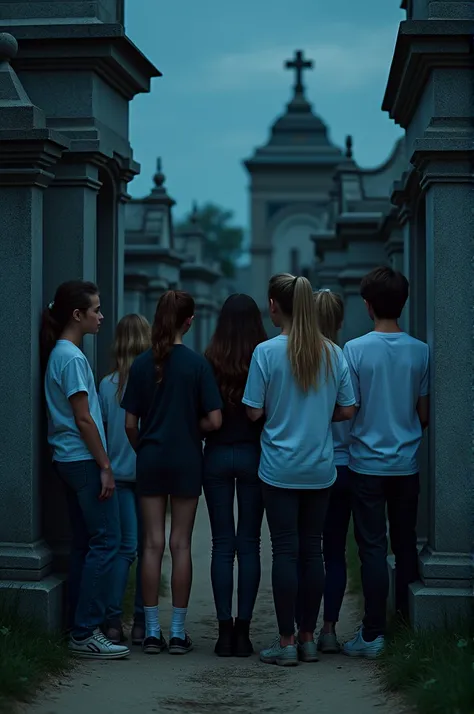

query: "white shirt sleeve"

left=242, top=349, right=267, bottom=409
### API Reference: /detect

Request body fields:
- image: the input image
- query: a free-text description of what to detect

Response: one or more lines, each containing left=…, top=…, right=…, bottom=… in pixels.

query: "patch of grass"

left=0, top=597, right=71, bottom=712
left=381, top=619, right=474, bottom=714
left=122, top=562, right=168, bottom=623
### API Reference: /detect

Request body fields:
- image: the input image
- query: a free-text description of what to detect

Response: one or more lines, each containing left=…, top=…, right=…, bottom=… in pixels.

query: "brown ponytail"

left=152, top=290, right=195, bottom=383
left=40, top=280, right=98, bottom=372
left=268, top=273, right=334, bottom=393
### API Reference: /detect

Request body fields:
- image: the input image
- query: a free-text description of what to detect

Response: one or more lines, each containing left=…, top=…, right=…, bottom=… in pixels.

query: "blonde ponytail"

left=313, top=290, right=344, bottom=344
left=268, top=274, right=334, bottom=393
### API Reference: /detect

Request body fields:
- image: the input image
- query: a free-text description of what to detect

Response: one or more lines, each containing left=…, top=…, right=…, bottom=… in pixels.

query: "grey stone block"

left=410, top=581, right=474, bottom=630
left=0, top=575, right=66, bottom=632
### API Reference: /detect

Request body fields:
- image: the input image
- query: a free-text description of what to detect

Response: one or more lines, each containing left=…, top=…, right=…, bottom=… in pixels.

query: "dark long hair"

left=152, top=290, right=195, bottom=383
left=205, top=294, right=267, bottom=407
left=40, top=280, right=99, bottom=371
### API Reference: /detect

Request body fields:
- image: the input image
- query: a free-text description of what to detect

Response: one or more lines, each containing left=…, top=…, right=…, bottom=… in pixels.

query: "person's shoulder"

left=343, top=333, right=372, bottom=356
left=130, top=348, right=153, bottom=370
left=49, top=340, right=86, bottom=369
left=176, top=345, right=208, bottom=370
left=253, top=336, right=280, bottom=357
left=99, top=372, right=117, bottom=392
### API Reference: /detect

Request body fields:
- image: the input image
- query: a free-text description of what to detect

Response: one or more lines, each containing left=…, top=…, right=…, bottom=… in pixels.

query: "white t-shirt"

left=243, top=335, right=356, bottom=489
left=45, top=340, right=106, bottom=463
left=344, top=331, right=429, bottom=476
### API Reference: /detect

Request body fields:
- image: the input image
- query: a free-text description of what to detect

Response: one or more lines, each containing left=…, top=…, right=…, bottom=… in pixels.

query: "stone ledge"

left=383, top=19, right=474, bottom=127
left=0, top=540, right=52, bottom=574
left=409, top=581, right=473, bottom=630
left=0, top=575, right=65, bottom=631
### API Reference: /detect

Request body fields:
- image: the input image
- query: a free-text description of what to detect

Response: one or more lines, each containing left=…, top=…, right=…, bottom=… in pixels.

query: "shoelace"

left=92, top=631, right=114, bottom=647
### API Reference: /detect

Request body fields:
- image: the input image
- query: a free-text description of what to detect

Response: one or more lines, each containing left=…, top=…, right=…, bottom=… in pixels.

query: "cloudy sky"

left=125, top=0, right=404, bottom=227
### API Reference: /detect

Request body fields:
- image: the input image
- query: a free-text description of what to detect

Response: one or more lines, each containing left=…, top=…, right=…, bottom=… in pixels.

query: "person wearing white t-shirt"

left=342, top=267, right=429, bottom=660
left=41, top=280, right=128, bottom=660
left=243, top=274, right=356, bottom=667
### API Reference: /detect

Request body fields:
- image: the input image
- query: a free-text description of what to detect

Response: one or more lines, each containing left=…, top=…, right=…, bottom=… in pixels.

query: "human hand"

left=99, top=466, right=115, bottom=501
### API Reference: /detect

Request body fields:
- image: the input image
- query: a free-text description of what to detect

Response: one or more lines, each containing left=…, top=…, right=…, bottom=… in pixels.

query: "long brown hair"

left=313, top=290, right=344, bottom=344
left=152, top=290, right=195, bottom=383
left=40, top=280, right=98, bottom=371
left=268, top=273, right=334, bottom=393
left=205, top=294, right=267, bottom=406
left=111, top=314, right=151, bottom=400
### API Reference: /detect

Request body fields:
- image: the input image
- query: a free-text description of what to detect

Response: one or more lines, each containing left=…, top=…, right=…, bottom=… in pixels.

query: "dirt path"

left=25, top=503, right=409, bottom=714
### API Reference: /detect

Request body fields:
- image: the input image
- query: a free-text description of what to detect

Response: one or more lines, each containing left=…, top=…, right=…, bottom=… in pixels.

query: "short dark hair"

left=360, top=267, right=409, bottom=319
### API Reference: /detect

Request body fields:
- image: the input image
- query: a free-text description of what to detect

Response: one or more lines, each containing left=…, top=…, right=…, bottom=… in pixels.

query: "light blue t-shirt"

left=344, top=331, right=429, bottom=476
left=332, top=421, right=351, bottom=467
left=99, top=373, right=136, bottom=482
left=242, top=335, right=356, bottom=489
left=45, top=340, right=106, bottom=463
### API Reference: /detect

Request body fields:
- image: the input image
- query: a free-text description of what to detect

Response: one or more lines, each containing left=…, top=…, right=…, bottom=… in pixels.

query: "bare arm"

left=125, top=412, right=140, bottom=451
left=70, top=392, right=110, bottom=469
left=332, top=404, right=357, bottom=422
left=416, top=395, right=429, bottom=430
left=69, top=392, right=114, bottom=500
left=200, top=409, right=222, bottom=433
left=246, top=406, right=264, bottom=422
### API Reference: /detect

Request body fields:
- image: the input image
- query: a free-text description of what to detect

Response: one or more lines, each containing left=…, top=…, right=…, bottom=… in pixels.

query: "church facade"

left=244, top=50, right=407, bottom=342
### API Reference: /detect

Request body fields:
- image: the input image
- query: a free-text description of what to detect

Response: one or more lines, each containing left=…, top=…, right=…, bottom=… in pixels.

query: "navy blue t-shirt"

left=122, top=345, right=222, bottom=497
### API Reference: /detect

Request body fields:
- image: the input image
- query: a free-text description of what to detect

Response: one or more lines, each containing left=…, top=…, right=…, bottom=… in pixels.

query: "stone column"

left=0, top=33, right=68, bottom=628
left=409, top=154, right=474, bottom=626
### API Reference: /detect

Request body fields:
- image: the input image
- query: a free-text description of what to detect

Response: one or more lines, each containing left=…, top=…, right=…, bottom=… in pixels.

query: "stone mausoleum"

left=0, top=0, right=472, bottom=630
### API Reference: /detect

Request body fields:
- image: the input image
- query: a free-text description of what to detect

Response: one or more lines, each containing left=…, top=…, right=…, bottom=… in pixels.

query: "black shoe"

left=169, top=633, right=193, bottom=655
left=214, top=619, right=234, bottom=657
left=233, top=618, right=253, bottom=657
left=142, top=633, right=167, bottom=654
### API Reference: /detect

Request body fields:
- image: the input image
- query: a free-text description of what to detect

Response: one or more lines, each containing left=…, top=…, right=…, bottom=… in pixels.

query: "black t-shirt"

left=121, top=346, right=222, bottom=496
left=205, top=401, right=263, bottom=447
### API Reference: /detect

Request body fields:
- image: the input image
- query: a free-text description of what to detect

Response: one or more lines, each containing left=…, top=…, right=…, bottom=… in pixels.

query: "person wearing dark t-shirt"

left=204, top=294, right=267, bottom=657
left=122, top=290, right=222, bottom=656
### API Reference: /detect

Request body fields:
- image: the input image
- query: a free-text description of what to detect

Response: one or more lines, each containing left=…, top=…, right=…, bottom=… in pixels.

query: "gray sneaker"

left=317, top=629, right=341, bottom=654
left=260, top=637, right=299, bottom=666
left=297, top=639, right=319, bottom=662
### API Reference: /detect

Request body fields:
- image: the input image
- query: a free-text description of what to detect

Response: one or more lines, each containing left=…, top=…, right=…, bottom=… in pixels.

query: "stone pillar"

left=383, top=3, right=474, bottom=625
left=0, top=33, right=68, bottom=628
left=410, top=155, right=474, bottom=626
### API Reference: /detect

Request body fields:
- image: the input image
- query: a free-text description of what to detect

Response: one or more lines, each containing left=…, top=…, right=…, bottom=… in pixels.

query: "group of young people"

left=41, top=265, right=429, bottom=666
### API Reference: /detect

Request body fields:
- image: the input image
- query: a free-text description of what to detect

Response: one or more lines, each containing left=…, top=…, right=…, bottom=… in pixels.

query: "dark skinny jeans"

left=351, top=470, right=419, bottom=638
left=263, top=482, right=330, bottom=637
left=203, top=443, right=264, bottom=622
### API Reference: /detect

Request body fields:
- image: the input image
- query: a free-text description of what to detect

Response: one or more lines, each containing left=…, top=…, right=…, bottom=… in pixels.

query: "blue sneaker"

left=260, top=637, right=299, bottom=666
left=343, top=628, right=385, bottom=659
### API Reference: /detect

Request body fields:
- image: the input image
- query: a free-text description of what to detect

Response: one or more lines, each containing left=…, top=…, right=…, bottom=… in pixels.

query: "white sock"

left=144, top=606, right=160, bottom=639
left=170, top=606, right=187, bottom=640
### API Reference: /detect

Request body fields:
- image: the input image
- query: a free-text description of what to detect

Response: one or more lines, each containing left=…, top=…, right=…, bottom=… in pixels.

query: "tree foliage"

left=177, top=203, right=244, bottom=278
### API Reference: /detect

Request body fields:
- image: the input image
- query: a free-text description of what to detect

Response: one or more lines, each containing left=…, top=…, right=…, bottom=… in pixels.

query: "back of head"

left=313, top=290, right=344, bottom=344
left=360, top=266, right=409, bottom=320
left=205, top=293, right=267, bottom=406
left=112, top=314, right=151, bottom=400
left=152, top=290, right=195, bottom=383
left=268, top=273, right=332, bottom=392
left=40, top=280, right=99, bottom=371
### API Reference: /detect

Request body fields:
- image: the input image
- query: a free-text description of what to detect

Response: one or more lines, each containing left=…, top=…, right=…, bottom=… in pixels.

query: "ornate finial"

left=153, top=157, right=165, bottom=187
left=285, top=50, right=313, bottom=96
left=190, top=201, right=199, bottom=223
left=0, top=33, right=18, bottom=63
left=345, top=135, right=353, bottom=159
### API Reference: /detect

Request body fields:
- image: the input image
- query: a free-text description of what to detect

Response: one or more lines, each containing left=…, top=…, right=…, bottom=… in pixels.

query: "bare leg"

left=169, top=497, right=199, bottom=608
left=140, top=495, right=167, bottom=606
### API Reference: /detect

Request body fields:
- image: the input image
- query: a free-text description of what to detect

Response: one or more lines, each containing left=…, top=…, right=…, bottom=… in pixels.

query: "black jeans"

left=351, top=470, right=419, bottom=638
left=203, top=443, right=264, bottom=622
left=263, top=482, right=330, bottom=637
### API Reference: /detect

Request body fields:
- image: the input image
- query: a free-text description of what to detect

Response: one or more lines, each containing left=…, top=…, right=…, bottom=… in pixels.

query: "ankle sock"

left=144, top=606, right=161, bottom=639
left=170, top=606, right=187, bottom=640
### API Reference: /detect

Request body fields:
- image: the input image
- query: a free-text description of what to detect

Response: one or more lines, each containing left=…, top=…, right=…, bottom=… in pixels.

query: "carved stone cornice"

left=391, top=167, right=422, bottom=224
left=382, top=19, right=474, bottom=128
left=0, top=129, right=68, bottom=187
left=411, top=140, right=474, bottom=190
left=10, top=23, right=161, bottom=100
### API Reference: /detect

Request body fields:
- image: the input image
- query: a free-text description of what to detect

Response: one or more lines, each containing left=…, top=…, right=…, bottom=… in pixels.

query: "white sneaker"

left=343, top=627, right=385, bottom=659
left=69, top=628, right=130, bottom=659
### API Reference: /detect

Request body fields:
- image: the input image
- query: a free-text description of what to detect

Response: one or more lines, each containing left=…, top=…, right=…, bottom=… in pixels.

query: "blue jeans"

left=55, top=459, right=120, bottom=639
left=106, top=482, right=144, bottom=626
left=203, top=443, right=264, bottom=622
left=322, top=465, right=352, bottom=623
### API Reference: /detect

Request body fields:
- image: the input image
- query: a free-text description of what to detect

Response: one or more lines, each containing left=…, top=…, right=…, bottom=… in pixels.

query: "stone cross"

left=285, top=50, right=313, bottom=94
